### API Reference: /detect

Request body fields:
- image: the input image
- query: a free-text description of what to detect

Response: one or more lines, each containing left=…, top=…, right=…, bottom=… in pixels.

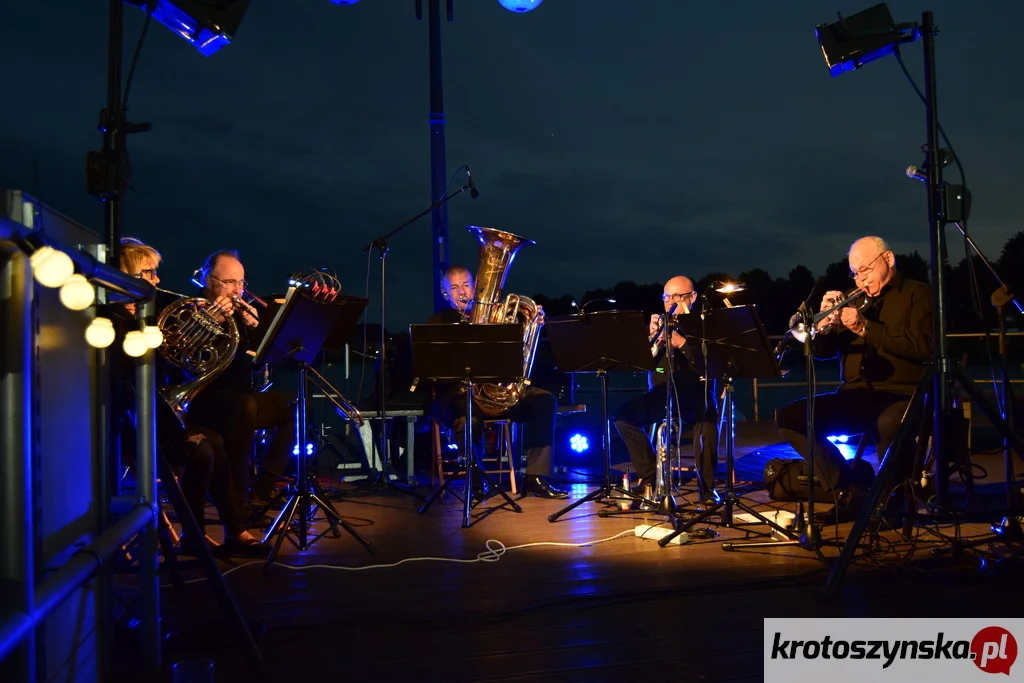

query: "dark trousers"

left=432, top=386, right=556, bottom=476
left=172, top=425, right=246, bottom=537
left=187, top=390, right=295, bottom=502
left=613, top=385, right=718, bottom=495
left=776, top=388, right=917, bottom=495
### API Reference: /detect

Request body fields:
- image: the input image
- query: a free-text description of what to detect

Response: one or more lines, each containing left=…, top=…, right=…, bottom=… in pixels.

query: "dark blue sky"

left=2, top=1, right=1021, bottom=327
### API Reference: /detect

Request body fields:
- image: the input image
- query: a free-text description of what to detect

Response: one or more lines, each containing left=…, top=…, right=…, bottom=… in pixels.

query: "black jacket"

left=812, top=272, right=933, bottom=395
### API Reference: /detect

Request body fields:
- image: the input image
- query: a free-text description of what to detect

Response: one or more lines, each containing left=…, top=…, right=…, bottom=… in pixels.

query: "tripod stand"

left=544, top=311, right=656, bottom=523
left=658, top=305, right=794, bottom=547
left=358, top=178, right=475, bottom=498
left=256, top=287, right=375, bottom=566
left=411, top=320, right=524, bottom=528
left=814, top=10, right=1024, bottom=595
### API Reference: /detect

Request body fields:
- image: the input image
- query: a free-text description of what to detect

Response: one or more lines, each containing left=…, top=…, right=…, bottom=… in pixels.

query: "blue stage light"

left=826, top=434, right=850, bottom=444
left=126, top=0, right=250, bottom=57
left=569, top=433, right=589, bottom=453
left=330, top=0, right=360, bottom=4
left=292, top=442, right=315, bottom=456
left=497, top=0, right=544, bottom=13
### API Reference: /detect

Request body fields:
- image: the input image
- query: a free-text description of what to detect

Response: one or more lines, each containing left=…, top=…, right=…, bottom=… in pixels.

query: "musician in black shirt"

left=426, top=265, right=568, bottom=500
left=185, top=250, right=295, bottom=512
left=613, top=276, right=720, bottom=503
left=776, top=236, right=933, bottom=523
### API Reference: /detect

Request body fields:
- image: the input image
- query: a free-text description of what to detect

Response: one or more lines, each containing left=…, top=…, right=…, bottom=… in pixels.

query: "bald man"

left=776, top=236, right=933, bottom=524
left=613, top=275, right=720, bottom=504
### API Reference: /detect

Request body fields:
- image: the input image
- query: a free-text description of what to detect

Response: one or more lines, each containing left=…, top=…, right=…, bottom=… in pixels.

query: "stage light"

left=292, top=442, right=316, bottom=456
left=827, top=434, right=850, bottom=444
left=814, top=3, right=920, bottom=77
left=125, top=0, right=251, bottom=57
left=498, top=0, right=543, bottom=13
left=714, top=282, right=745, bottom=294
left=123, top=329, right=149, bottom=357
left=29, top=245, right=75, bottom=288
left=85, top=317, right=116, bottom=349
left=569, top=433, right=589, bottom=453
left=59, top=274, right=96, bottom=311
left=329, top=0, right=360, bottom=4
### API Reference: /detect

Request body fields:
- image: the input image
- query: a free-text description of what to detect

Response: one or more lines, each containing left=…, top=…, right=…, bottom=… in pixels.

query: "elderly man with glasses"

left=612, top=275, right=720, bottom=504
left=186, top=250, right=295, bottom=518
left=776, top=236, right=933, bottom=524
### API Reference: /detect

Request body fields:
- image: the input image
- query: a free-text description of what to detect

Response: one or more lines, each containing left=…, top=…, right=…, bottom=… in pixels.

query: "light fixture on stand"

left=497, top=0, right=544, bottom=13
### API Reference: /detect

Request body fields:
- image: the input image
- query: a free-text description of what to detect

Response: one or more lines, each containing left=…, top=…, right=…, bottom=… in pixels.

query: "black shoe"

left=630, top=480, right=654, bottom=498
left=813, top=485, right=868, bottom=525
left=522, top=475, right=569, bottom=499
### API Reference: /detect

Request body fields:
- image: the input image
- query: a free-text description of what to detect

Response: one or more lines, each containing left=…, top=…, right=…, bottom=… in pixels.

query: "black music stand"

left=411, top=322, right=525, bottom=528
left=256, top=288, right=375, bottom=567
left=545, top=311, right=656, bottom=522
left=657, top=305, right=793, bottom=546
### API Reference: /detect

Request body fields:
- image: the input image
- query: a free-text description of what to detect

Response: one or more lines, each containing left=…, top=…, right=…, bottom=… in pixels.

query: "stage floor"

left=111, top=422, right=1024, bottom=683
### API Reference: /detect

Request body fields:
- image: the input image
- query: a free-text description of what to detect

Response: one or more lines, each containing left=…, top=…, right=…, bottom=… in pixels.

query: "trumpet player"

left=427, top=265, right=568, bottom=500
left=776, top=236, right=933, bottom=524
left=186, top=250, right=296, bottom=515
left=613, top=276, right=719, bottom=504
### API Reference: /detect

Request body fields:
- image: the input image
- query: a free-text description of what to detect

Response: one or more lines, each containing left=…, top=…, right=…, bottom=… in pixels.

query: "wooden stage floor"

left=111, top=423, right=1024, bottom=683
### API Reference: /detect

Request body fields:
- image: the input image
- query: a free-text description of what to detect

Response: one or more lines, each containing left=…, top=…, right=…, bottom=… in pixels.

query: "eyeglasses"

left=209, top=275, right=248, bottom=288
left=132, top=269, right=158, bottom=279
left=661, top=292, right=694, bottom=303
left=849, top=252, right=887, bottom=280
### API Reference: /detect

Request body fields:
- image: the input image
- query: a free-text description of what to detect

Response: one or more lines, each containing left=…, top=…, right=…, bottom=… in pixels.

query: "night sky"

left=2, top=1, right=1022, bottom=328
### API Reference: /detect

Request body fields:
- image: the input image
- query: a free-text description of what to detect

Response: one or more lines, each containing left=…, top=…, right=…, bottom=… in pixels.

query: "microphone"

left=466, top=167, right=480, bottom=198
left=905, top=165, right=927, bottom=183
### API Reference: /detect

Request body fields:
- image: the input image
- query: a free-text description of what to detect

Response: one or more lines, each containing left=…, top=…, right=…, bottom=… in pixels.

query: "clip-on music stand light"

left=255, top=288, right=375, bottom=566
left=411, top=321, right=525, bottom=528
left=657, top=305, right=792, bottom=547
left=544, top=311, right=656, bottom=522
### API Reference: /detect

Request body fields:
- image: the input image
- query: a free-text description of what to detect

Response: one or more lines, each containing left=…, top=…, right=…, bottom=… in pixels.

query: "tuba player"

left=426, top=265, right=568, bottom=500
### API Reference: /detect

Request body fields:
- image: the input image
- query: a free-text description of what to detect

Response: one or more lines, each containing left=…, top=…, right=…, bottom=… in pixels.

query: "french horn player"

left=112, top=238, right=270, bottom=556
left=426, top=245, right=568, bottom=501
left=183, top=249, right=296, bottom=518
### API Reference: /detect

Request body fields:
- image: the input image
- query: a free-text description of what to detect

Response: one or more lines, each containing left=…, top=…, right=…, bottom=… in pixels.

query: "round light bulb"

left=29, top=246, right=75, bottom=288
left=122, top=330, right=148, bottom=357
left=85, top=317, right=116, bottom=349
left=58, top=274, right=96, bottom=311
left=142, top=324, right=164, bottom=349
left=497, top=0, right=543, bottom=12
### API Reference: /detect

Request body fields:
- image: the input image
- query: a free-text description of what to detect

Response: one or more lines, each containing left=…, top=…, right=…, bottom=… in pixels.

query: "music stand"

left=544, top=311, right=656, bottom=522
left=657, top=305, right=794, bottom=547
left=411, top=321, right=525, bottom=528
left=256, top=288, right=375, bottom=567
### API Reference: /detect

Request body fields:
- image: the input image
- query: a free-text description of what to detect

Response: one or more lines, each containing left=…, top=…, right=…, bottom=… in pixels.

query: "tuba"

left=466, top=226, right=543, bottom=416
left=155, top=294, right=240, bottom=426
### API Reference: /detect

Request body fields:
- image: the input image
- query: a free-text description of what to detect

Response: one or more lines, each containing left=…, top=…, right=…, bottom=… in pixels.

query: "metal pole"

left=104, top=0, right=125, bottom=261
left=922, top=11, right=950, bottom=509
left=427, top=0, right=451, bottom=313
left=0, top=249, right=35, bottom=683
left=134, top=303, right=161, bottom=673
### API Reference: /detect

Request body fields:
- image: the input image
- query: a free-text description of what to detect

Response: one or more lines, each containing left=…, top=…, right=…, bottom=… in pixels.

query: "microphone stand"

left=354, top=181, right=474, bottom=497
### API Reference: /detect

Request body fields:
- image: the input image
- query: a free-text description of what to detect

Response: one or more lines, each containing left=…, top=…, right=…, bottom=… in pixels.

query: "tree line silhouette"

left=532, top=232, right=1024, bottom=345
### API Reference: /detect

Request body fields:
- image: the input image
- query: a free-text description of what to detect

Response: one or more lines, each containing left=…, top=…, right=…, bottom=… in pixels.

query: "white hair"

left=848, top=236, right=890, bottom=256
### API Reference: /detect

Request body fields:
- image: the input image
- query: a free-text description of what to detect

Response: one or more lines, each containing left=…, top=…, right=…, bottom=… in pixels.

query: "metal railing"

left=0, top=213, right=159, bottom=680
left=750, top=331, right=1024, bottom=422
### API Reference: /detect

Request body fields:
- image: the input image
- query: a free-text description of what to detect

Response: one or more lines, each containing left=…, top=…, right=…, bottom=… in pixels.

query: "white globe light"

left=123, top=330, right=148, bottom=357
left=142, top=324, right=164, bottom=349
left=85, top=317, right=116, bottom=349
left=58, top=274, right=96, bottom=311
left=29, top=246, right=75, bottom=288
left=497, top=0, right=543, bottom=12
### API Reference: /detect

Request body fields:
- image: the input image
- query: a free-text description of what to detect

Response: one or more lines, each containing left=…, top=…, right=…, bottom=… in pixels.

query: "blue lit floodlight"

left=569, top=433, right=589, bottom=453
left=125, top=0, right=250, bottom=57
left=329, top=0, right=360, bottom=4
left=498, top=0, right=544, bottom=13
left=826, top=434, right=850, bottom=444
left=814, top=3, right=919, bottom=78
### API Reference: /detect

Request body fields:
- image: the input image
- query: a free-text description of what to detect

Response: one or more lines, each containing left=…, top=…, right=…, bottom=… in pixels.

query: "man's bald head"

left=662, top=275, right=697, bottom=313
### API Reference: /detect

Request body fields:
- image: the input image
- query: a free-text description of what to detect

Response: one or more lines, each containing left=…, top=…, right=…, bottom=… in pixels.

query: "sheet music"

left=254, top=286, right=298, bottom=364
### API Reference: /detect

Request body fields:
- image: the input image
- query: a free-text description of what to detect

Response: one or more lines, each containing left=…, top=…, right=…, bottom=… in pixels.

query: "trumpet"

left=817, top=287, right=871, bottom=334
